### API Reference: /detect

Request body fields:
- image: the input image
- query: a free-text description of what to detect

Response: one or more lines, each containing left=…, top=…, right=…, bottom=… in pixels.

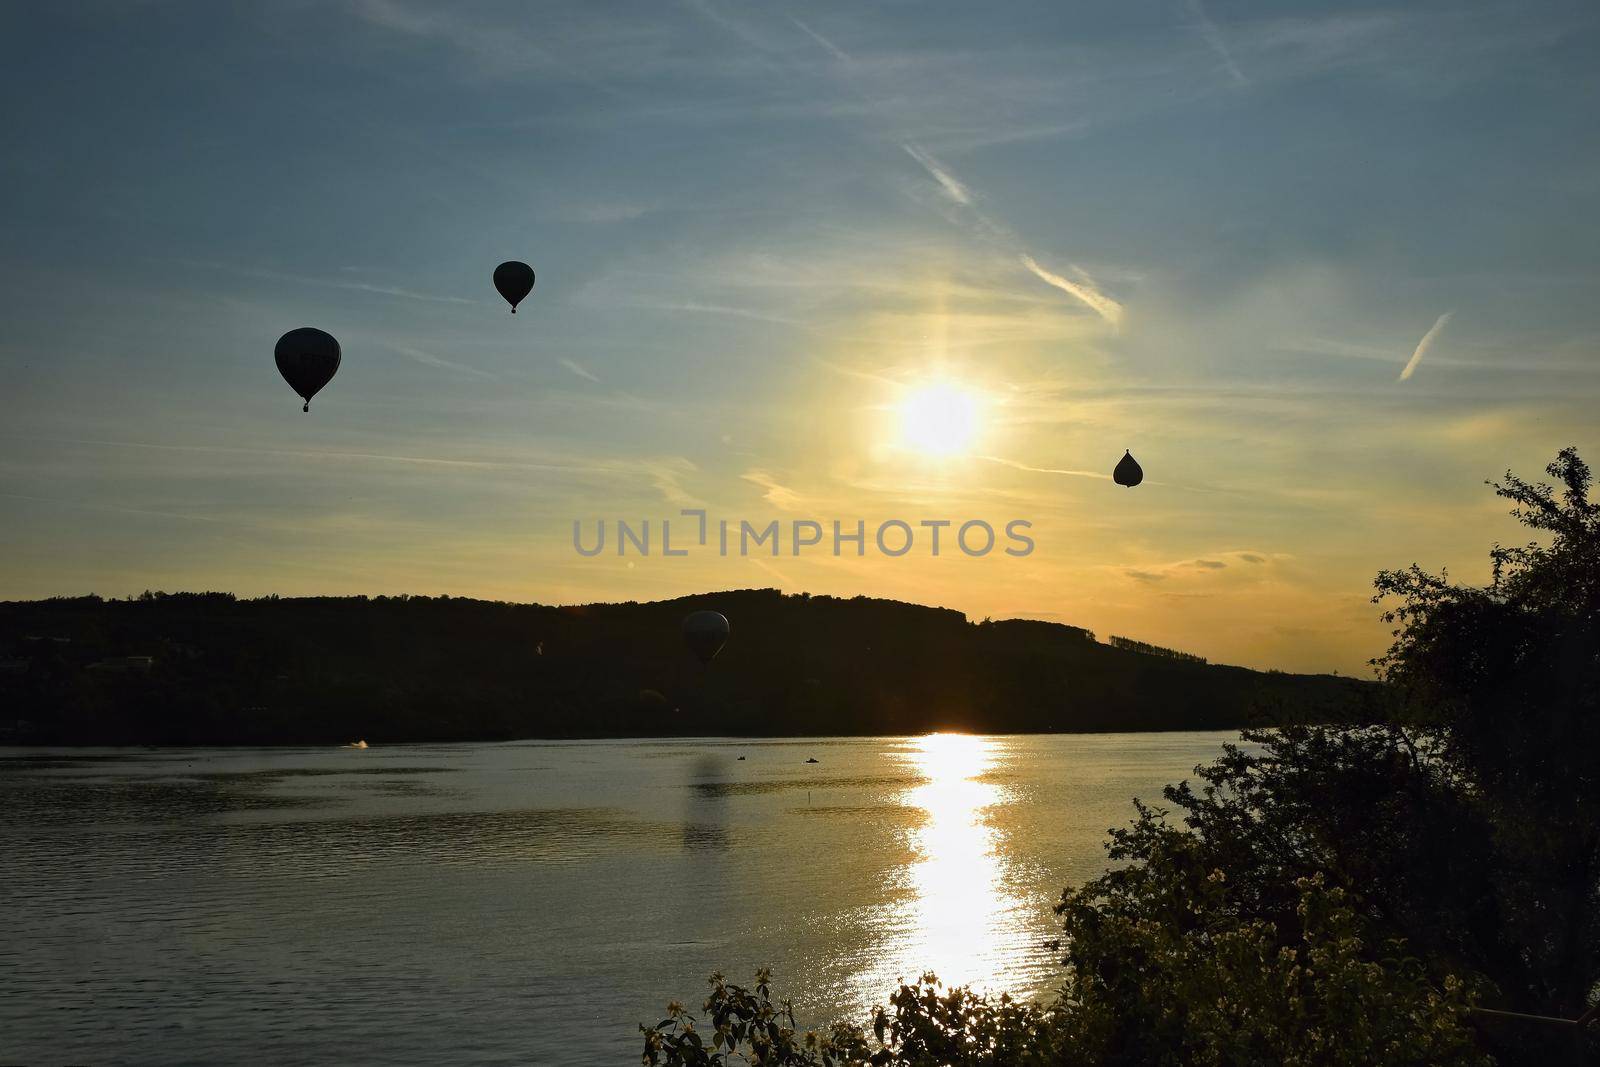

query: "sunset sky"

left=3, top=1, right=1598, bottom=674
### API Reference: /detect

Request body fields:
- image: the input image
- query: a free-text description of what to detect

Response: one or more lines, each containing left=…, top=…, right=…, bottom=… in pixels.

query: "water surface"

left=0, top=732, right=1238, bottom=1064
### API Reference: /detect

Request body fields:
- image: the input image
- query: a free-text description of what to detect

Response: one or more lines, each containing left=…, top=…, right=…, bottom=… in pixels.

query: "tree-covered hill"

left=0, top=589, right=1370, bottom=745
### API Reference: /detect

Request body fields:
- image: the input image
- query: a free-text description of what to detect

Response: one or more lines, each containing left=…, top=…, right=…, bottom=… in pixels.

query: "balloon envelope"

left=274, top=328, right=341, bottom=412
left=493, top=261, right=536, bottom=312
left=1113, top=450, right=1143, bottom=488
left=683, top=610, right=730, bottom=665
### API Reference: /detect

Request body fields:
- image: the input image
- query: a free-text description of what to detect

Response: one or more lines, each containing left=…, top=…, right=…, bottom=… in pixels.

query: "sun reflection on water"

left=850, top=733, right=1030, bottom=1004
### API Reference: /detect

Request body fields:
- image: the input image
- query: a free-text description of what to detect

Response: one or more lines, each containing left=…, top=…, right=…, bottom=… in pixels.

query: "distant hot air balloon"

left=493, top=261, right=536, bottom=313
left=1113, top=450, right=1143, bottom=488
left=683, top=610, right=730, bottom=665
left=274, top=328, right=341, bottom=412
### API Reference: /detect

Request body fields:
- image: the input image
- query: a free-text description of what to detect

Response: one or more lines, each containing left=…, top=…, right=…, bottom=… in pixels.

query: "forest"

left=0, top=589, right=1365, bottom=745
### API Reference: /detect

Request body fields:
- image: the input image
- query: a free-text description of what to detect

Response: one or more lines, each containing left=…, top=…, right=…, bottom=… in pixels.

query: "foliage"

left=1053, top=848, right=1488, bottom=1065
left=1371, top=447, right=1600, bottom=1024
left=641, top=969, right=1061, bottom=1066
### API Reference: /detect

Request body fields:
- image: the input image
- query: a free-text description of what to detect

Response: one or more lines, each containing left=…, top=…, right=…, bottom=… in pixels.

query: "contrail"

left=902, top=143, right=972, bottom=205
left=173, top=258, right=476, bottom=305
left=1186, top=0, right=1248, bottom=86
left=1020, top=255, right=1124, bottom=328
left=789, top=16, right=851, bottom=62
left=978, top=454, right=1224, bottom=494
left=391, top=344, right=496, bottom=381
left=978, top=455, right=1112, bottom=482
left=782, top=15, right=1125, bottom=326
left=1399, top=311, right=1453, bottom=381
left=560, top=358, right=602, bottom=383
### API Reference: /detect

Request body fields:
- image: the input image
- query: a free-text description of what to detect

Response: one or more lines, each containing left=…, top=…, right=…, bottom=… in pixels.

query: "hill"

left=0, top=590, right=1373, bottom=744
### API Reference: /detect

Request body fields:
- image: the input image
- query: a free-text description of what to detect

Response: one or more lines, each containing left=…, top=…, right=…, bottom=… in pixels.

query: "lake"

left=0, top=732, right=1241, bottom=1064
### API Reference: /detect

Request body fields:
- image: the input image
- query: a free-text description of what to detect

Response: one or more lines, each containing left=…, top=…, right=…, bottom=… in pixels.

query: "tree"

left=1372, top=446, right=1600, bottom=1029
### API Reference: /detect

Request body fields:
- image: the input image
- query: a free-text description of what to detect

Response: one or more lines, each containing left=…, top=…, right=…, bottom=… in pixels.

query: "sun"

left=897, top=382, right=982, bottom=457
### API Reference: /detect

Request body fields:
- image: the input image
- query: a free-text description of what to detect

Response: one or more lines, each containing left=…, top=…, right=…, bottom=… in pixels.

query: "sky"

left=2, top=0, right=1598, bottom=674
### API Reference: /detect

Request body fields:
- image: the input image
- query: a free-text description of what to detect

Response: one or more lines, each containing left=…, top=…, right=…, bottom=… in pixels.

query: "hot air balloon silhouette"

left=1113, top=450, right=1143, bottom=488
left=683, top=610, right=730, bottom=665
left=493, top=261, right=536, bottom=313
left=274, top=328, right=341, bottom=412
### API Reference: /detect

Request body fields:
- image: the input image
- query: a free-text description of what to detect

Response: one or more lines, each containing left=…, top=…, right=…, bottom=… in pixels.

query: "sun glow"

left=897, top=383, right=982, bottom=457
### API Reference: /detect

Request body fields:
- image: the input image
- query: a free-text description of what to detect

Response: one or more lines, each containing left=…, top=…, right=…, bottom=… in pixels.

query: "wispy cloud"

left=346, top=0, right=596, bottom=87
left=741, top=468, right=806, bottom=510
left=978, top=455, right=1113, bottom=482
left=560, top=358, right=602, bottom=384
left=1186, top=0, right=1249, bottom=86
left=390, top=344, right=496, bottom=381
left=555, top=201, right=656, bottom=224
left=0, top=491, right=267, bottom=530
left=682, top=0, right=774, bottom=52
left=1398, top=311, right=1454, bottom=382
left=1019, top=255, right=1124, bottom=328
left=594, top=296, right=809, bottom=329
left=176, top=259, right=475, bottom=305
left=1119, top=550, right=1279, bottom=585
left=687, top=11, right=1130, bottom=335
left=789, top=17, right=851, bottom=63
left=812, top=358, right=907, bottom=389
left=642, top=458, right=702, bottom=508
left=902, top=143, right=973, bottom=206
left=18, top=435, right=655, bottom=481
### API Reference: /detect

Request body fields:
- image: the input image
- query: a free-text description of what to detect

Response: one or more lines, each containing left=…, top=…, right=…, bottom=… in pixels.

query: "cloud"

left=1186, top=0, right=1249, bottom=86
left=1020, top=255, right=1124, bottom=328
left=175, top=259, right=475, bottom=306
left=790, top=17, right=851, bottom=63
left=1398, top=311, right=1454, bottom=381
left=560, top=358, right=602, bottom=384
left=390, top=344, right=496, bottom=381
left=1119, top=550, right=1277, bottom=584
left=741, top=469, right=806, bottom=511
left=347, top=0, right=569, bottom=82
left=641, top=458, right=702, bottom=508
left=20, top=436, right=674, bottom=487
left=901, top=143, right=973, bottom=206
left=683, top=0, right=775, bottom=52
left=647, top=301, right=807, bottom=326
left=0, top=491, right=272, bottom=531
left=557, top=202, right=656, bottom=224
left=585, top=292, right=809, bottom=328
left=978, top=454, right=1113, bottom=482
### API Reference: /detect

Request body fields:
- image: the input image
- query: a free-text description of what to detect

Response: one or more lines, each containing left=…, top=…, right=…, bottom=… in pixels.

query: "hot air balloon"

left=274, top=328, right=341, bottom=412
left=493, top=261, right=536, bottom=313
left=683, top=610, right=730, bottom=665
left=1113, top=450, right=1143, bottom=488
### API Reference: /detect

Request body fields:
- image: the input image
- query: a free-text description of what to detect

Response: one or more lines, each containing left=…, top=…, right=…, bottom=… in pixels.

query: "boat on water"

left=346, top=740, right=368, bottom=749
